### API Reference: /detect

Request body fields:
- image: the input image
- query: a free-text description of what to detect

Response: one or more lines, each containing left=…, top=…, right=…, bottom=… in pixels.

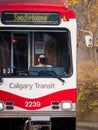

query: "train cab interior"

left=0, top=28, right=72, bottom=77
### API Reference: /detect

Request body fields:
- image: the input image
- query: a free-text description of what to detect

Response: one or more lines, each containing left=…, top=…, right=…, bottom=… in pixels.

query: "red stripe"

left=0, top=89, right=76, bottom=110
left=0, top=3, right=76, bottom=18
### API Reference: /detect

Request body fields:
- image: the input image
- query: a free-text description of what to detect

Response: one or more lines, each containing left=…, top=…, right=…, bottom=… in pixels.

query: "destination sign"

left=1, top=12, right=60, bottom=25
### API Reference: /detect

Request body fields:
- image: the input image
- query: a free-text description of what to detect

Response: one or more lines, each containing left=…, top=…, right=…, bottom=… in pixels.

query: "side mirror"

left=85, top=35, right=93, bottom=47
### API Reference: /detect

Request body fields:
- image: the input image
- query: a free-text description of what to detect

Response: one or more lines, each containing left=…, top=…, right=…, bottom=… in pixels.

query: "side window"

left=0, top=32, right=11, bottom=74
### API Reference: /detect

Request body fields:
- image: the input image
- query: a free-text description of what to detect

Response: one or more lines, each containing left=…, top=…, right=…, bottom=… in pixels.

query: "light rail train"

left=0, top=0, right=77, bottom=129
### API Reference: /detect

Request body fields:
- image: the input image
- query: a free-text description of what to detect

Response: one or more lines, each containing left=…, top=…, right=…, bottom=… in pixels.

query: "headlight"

left=0, top=101, right=4, bottom=111
left=61, top=101, right=72, bottom=110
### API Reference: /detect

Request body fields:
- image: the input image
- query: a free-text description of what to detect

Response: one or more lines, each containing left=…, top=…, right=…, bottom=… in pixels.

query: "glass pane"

left=34, top=30, right=72, bottom=75
left=0, top=29, right=72, bottom=77
left=0, top=32, right=11, bottom=74
left=13, top=33, right=28, bottom=72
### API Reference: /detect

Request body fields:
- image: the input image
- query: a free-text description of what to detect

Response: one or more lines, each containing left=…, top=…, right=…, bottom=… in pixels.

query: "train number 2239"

left=25, top=101, right=41, bottom=108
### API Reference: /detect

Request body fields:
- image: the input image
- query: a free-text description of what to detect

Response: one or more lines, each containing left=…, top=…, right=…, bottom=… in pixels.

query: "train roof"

left=0, top=0, right=67, bottom=5
left=0, top=0, right=68, bottom=10
left=0, top=0, right=76, bottom=19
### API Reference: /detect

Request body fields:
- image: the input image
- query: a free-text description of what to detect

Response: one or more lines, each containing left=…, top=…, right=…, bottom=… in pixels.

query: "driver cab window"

left=0, top=29, right=72, bottom=76
left=34, top=32, right=57, bottom=67
left=34, top=31, right=72, bottom=75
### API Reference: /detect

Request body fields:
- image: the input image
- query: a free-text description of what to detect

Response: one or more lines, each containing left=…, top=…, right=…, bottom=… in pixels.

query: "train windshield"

left=0, top=28, right=72, bottom=77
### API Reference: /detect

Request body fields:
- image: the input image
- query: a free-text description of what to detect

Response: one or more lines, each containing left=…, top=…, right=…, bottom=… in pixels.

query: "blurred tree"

left=77, top=61, right=98, bottom=115
left=68, top=0, right=98, bottom=63
left=68, top=0, right=98, bottom=121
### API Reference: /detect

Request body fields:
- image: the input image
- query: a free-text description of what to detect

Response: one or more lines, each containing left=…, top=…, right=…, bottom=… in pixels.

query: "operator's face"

left=39, top=54, right=45, bottom=59
left=38, top=54, right=46, bottom=64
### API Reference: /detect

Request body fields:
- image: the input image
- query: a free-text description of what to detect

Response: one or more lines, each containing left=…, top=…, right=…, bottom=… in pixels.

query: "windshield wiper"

left=54, top=76, right=65, bottom=85
left=38, top=71, right=65, bottom=84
